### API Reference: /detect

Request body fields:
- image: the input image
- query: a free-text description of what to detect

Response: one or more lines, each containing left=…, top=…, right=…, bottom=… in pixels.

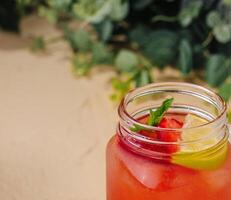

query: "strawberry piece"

left=156, top=117, right=184, bottom=153
left=139, top=130, right=157, bottom=139
left=158, top=131, right=180, bottom=142
left=135, top=114, right=186, bottom=154
left=136, top=115, right=157, bottom=139
left=158, top=117, right=183, bottom=129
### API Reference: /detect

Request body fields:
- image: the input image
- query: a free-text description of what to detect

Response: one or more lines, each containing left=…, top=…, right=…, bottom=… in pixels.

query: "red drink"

left=106, top=83, right=231, bottom=200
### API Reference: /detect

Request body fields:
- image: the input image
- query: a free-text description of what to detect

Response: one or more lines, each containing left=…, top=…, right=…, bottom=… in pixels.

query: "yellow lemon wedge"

left=172, top=140, right=228, bottom=170
left=172, top=114, right=228, bottom=170
left=180, top=114, right=217, bottom=152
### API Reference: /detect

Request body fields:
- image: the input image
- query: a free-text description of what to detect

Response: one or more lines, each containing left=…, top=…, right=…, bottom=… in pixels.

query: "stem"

left=202, top=32, right=213, bottom=48
left=136, top=53, right=153, bottom=70
left=152, top=15, right=178, bottom=23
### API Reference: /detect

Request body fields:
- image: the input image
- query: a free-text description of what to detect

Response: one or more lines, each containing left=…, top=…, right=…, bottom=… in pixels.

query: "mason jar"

left=106, top=82, right=231, bottom=200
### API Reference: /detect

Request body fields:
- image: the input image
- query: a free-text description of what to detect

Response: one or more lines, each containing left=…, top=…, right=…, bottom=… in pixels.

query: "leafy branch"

left=1, top=0, right=231, bottom=102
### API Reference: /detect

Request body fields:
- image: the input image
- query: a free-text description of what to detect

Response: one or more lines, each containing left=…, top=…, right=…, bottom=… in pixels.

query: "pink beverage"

left=106, top=82, right=231, bottom=200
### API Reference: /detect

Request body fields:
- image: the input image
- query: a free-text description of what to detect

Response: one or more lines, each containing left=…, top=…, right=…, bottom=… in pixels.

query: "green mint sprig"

left=130, top=124, right=149, bottom=132
left=130, top=98, right=174, bottom=132
left=148, top=98, right=174, bottom=126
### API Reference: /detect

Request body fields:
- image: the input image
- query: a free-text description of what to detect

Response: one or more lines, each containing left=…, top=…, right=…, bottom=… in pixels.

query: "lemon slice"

left=172, top=114, right=228, bottom=170
left=172, top=140, right=228, bottom=170
left=181, top=114, right=217, bottom=152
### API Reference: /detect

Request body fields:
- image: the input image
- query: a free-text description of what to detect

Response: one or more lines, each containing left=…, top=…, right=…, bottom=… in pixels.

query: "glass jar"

left=106, top=82, right=231, bottom=200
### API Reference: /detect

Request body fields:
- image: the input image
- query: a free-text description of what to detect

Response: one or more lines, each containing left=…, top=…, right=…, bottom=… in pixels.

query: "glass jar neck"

left=117, top=82, right=229, bottom=159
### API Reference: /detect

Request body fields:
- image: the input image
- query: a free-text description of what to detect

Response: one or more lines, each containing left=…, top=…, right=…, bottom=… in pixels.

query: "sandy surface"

left=0, top=16, right=117, bottom=200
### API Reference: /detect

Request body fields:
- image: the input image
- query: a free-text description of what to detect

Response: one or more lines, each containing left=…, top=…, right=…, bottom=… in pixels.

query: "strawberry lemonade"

left=106, top=83, right=231, bottom=200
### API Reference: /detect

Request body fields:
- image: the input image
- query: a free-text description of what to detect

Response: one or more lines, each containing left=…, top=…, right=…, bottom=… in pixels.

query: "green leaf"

left=206, top=11, right=221, bottom=28
left=130, top=124, right=149, bottom=132
left=30, top=36, right=45, bottom=52
left=109, top=0, right=129, bottom=21
left=148, top=98, right=174, bottom=126
left=38, top=6, right=58, bottom=24
left=48, top=0, right=72, bottom=10
left=135, top=69, right=153, bottom=87
left=152, top=15, right=178, bottom=23
left=129, top=25, right=151, bottom=47
left=73, top=0, right=111, bottom=23
left=219, top=83, right=231, bottom=102
left=143, top=30, right=178, bottom=67
left=133, top=0, right=152, bottom=10
left=178, top=1, right=203, bottom=27
left=223, top=0, right=231, bottom=6
left=72, top=54, right=92, bottom=76
left=94, top=19, right=113, bottom=42
left=64, top=29, right=92, bottom=52
left=205, top=55, right=231, bottom=86
left=112, top=78, right=129, bottom=91
left=178, top=39, right=193, bottom=74
left=111, top=77, right=132, bottom=101
left=92, top=42, right=113, bottom=64
left=115, top=50, right=139, bottom=72
left=214, top=24, right=231, bottom=43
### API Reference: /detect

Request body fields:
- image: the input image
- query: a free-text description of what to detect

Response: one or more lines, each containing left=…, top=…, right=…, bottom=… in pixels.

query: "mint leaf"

left=130, top=124, right=149, bottom=132
left=148, top=98, right=174, bottom=126
left=130, top=98, right=174, bottom=132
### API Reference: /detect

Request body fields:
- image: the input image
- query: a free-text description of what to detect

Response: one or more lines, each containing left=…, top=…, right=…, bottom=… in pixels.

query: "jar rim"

left=118, top=82, right=227, bottom=132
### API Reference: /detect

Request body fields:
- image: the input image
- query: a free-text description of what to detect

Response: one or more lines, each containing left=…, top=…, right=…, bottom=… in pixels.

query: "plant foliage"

left=1, top=0, right=231, bottom=101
